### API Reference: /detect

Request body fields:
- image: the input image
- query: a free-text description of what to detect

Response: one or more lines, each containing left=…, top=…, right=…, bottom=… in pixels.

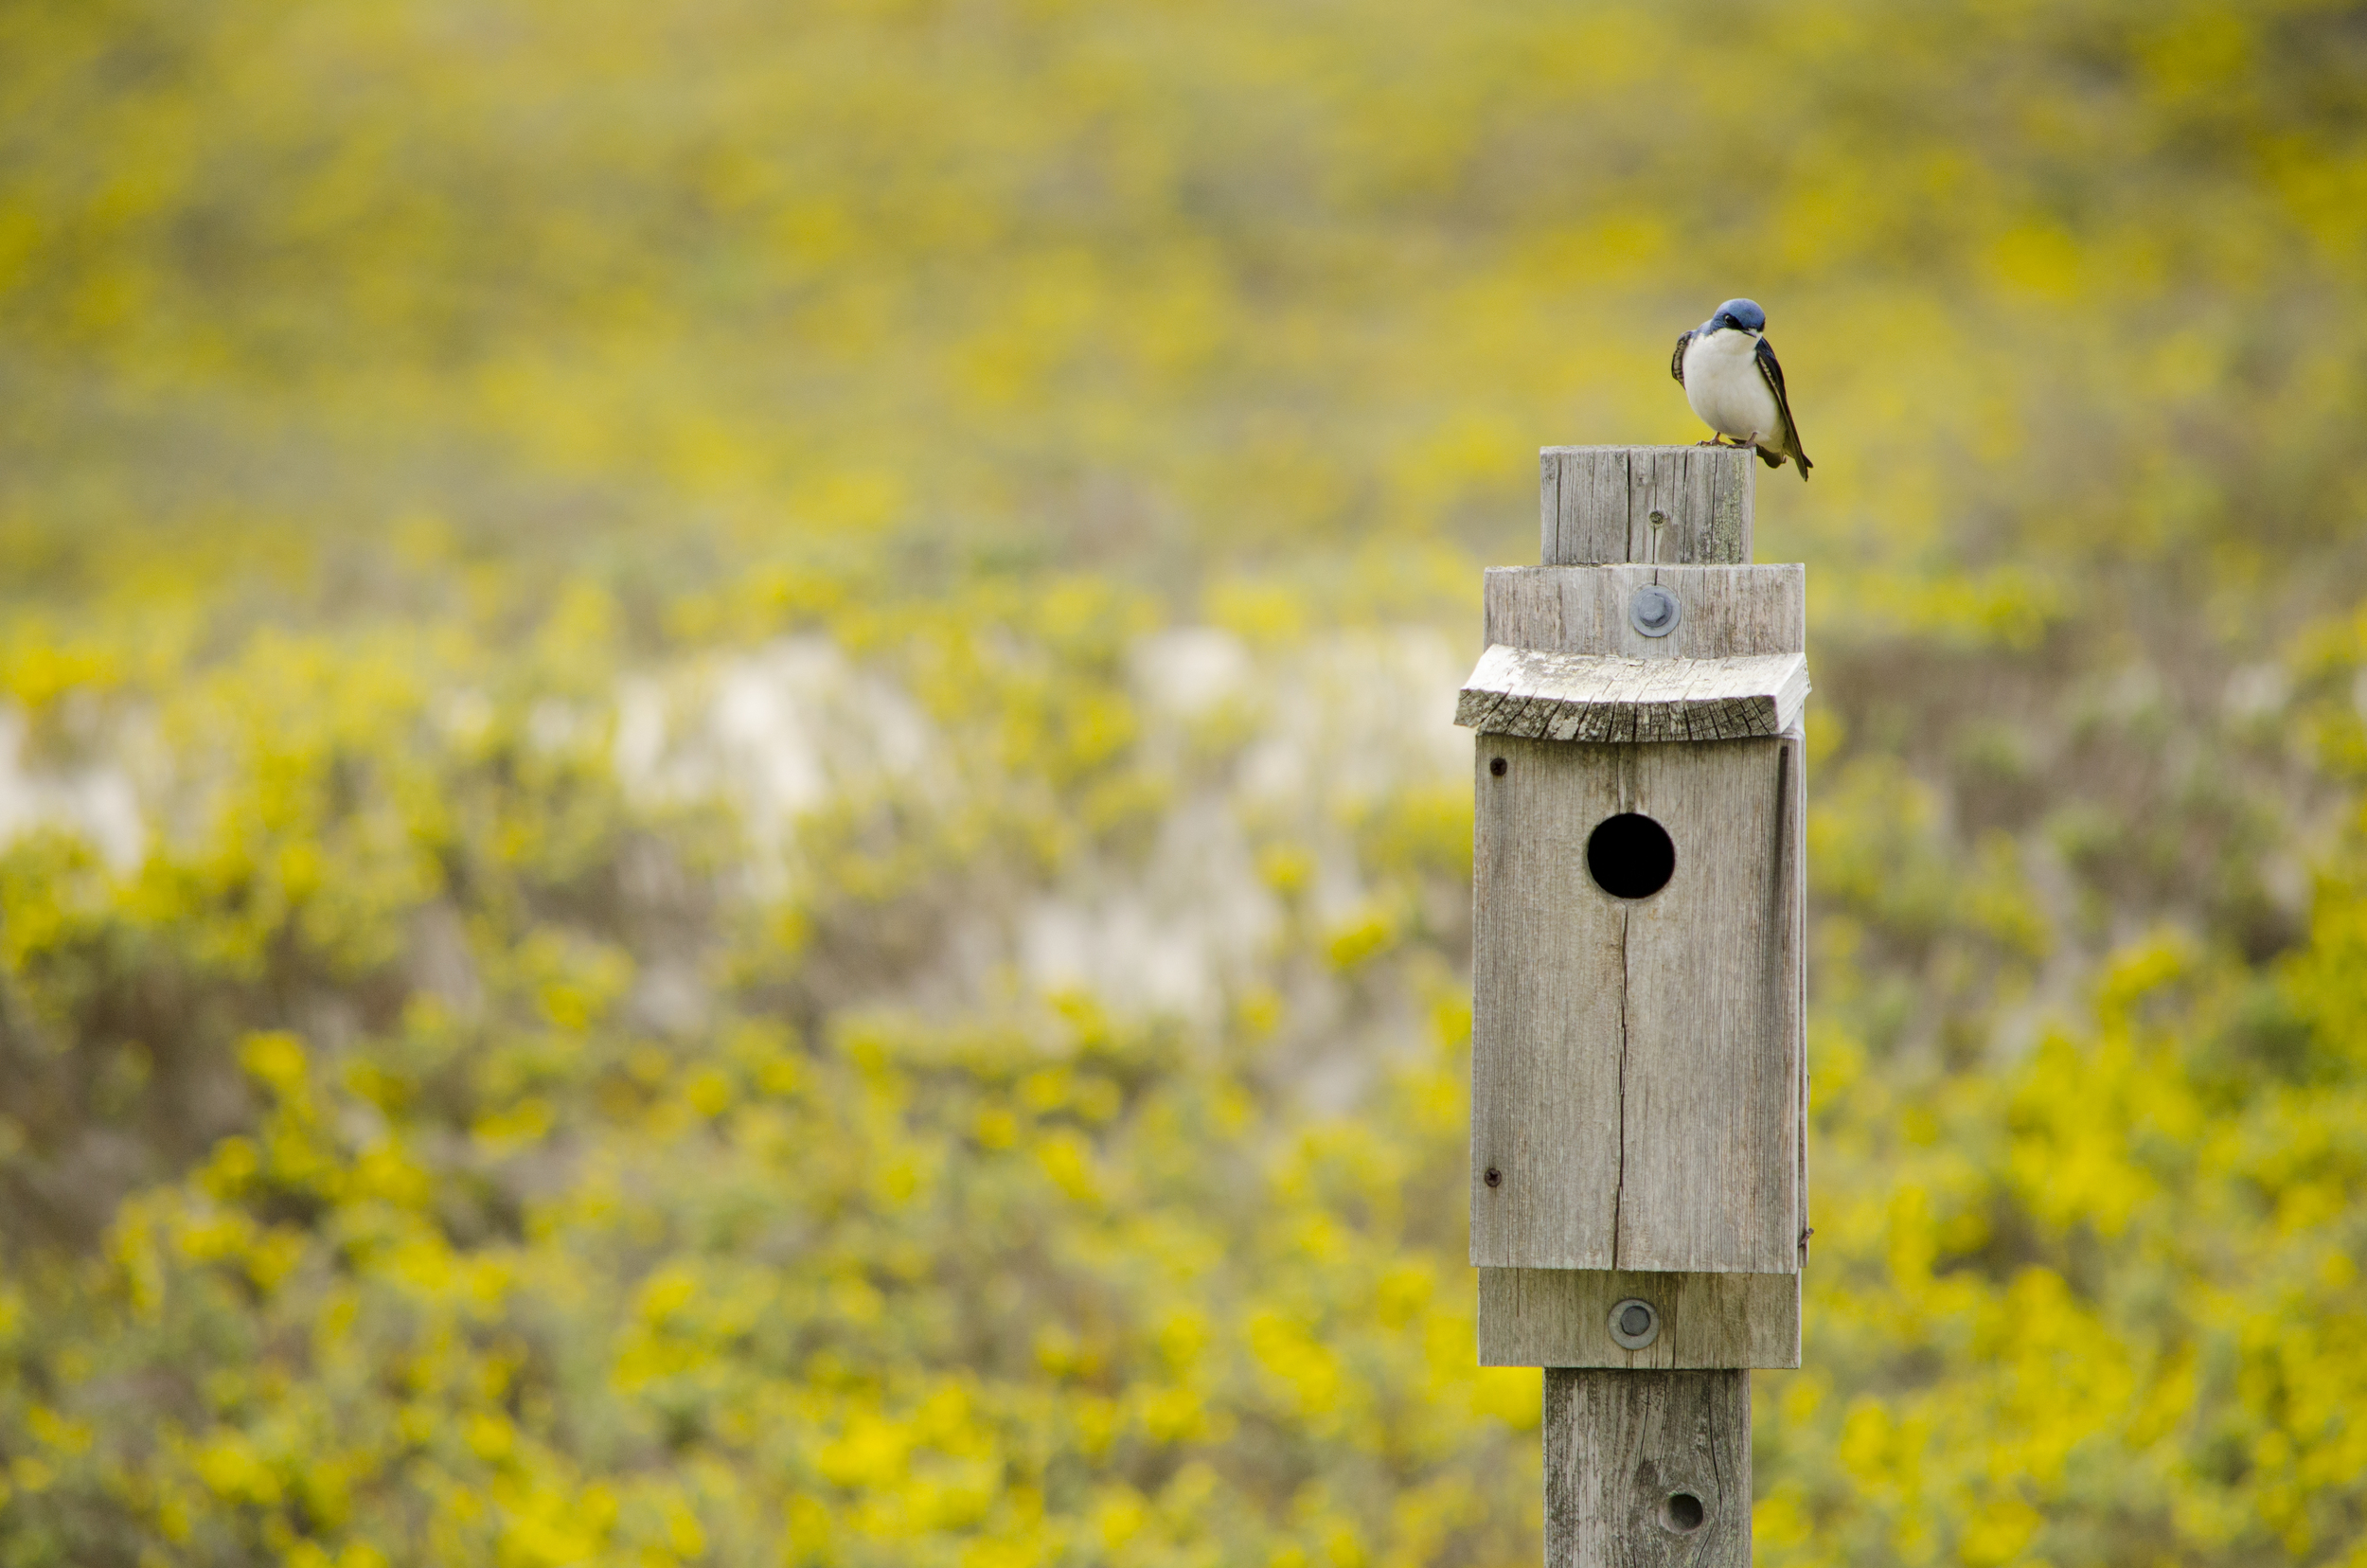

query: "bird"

left=1670, top=298, right=1811, bottom=479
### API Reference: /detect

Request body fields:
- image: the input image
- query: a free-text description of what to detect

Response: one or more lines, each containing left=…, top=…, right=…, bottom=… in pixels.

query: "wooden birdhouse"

left=1460, top=446, right=1808, bottom=1566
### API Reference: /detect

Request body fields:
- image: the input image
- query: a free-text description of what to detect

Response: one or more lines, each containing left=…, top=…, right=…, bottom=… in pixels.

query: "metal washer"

left=1629, top=583, right=1682, bottom=638
left=1608, top=1297, right=1661, bottom=1350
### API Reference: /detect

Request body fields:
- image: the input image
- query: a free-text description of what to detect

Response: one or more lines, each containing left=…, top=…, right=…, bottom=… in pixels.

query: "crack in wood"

left=1612, top=901, right=1629, bottom=1273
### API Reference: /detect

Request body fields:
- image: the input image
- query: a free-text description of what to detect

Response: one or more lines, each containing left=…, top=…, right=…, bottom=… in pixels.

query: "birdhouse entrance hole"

left=1585, top=812, right=1674, bottom=900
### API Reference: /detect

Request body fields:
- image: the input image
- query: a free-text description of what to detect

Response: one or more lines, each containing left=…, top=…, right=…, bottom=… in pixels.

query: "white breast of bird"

left=1682, top=328, right=1780, bottom=445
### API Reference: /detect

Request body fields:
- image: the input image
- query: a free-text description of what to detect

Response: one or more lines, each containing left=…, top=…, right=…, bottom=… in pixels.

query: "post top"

left=1540, top=445, right=1754, bottom=567
left=1538, top=443, right=1704, bottom=454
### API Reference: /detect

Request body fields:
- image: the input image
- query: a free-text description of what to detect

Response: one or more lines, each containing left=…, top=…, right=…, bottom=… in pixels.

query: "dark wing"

left=1754, top=335, right=1812, bottom=478
left=1670, top=330, right=1695, bottom=385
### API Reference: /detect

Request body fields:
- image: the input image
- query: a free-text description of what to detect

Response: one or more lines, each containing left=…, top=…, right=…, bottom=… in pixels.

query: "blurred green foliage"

left=5, top=0, right=2367, bottom=1563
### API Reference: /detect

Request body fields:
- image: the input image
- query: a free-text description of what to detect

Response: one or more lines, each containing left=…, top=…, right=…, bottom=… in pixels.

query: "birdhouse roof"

left=1455, top=645, right=1808, bottom=743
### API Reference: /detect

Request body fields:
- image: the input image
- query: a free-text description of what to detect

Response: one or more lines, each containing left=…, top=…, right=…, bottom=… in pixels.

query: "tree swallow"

left=1671, top=298, right=1812, bottom=480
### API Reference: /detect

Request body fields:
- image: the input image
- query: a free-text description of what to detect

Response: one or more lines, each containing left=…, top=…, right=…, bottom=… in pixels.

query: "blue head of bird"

left=1706, top=298, right=1766, bottom=334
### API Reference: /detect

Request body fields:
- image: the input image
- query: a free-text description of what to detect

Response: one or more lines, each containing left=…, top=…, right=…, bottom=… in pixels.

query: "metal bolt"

left=1483, top=1167, right=1503, bottom=1188
left=1607, top=1296, right=1659, bottom=1349
left=1629, top=583, right=1682, bottom=639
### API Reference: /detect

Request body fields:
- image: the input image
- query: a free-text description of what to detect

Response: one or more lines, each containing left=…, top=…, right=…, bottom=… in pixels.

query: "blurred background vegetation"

left=4, top=0, right=2367, bottom=1562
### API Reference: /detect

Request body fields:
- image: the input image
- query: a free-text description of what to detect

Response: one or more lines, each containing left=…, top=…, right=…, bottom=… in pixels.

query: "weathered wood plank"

left=1458, top=648, right=1809, bottom=748
left=1781, top=726, right=1808, bottom=1269
left=1541, top=446, right=1754, bottom=567
left=1484, top=564, right=1806, bottom=662
left=1479, top=1269, right=1800, bottom=1369
left=1616, top=736, right=1801, bottom=1274
left=1469, top=738, right=1626, bottom=1270
left=1469, top=733, right=1800, bottom=1274
left=1541, top=447, right=1633, bottom=567
left=1626, top=446, right=1755, bottom=566
left=1545, top=1369, right=1750, bottom=1568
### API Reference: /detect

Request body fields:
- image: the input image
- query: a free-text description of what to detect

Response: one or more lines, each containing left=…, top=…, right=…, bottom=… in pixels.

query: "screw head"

left=1607, top=1297, right=1660, bottom=1349
left=1489, top=756, right=1507, bottom=777
left=1629, top=583, right=1682, bottom=639
left=1483, top=1167, right=1502, bottom=1189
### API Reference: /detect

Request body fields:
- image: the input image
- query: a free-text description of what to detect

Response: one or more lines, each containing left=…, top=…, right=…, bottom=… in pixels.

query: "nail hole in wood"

left=1662, top=1492, right=1705, bottom=1533
left=1586, top=812, right=1674, bottom=900
left=1489, top=756, right=1507, bottom=776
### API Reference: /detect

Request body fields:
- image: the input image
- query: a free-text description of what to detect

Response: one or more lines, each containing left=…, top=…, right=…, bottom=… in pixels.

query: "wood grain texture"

left=1616, top=735, right=1800, bottom=1273
left=1540, top=447, right=1636, bottom=567
left=1469, top=738, right=1626, bottom=1270
left=1540, top=447, right=1754, bottom=567
left=1479, top=1269, right=1799, bottom=1369
left=1545, top=1369, right=1750, bottom=1567
left=1469, top=734, right=1801, bottom=1273
left=1455, top=647, right=1809, bottom=742
left=1485, top=565, right=1806, bottom=662
left=1781, top=727, right=1808, bottom=1269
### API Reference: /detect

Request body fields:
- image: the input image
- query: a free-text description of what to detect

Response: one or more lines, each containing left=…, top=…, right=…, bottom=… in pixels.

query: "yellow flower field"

left=3, top=0, right=2366, bottom=1563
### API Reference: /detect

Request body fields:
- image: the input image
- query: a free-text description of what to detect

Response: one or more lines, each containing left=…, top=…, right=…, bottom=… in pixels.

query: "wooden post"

left=1457, top=445, right=1806, bottom=1567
